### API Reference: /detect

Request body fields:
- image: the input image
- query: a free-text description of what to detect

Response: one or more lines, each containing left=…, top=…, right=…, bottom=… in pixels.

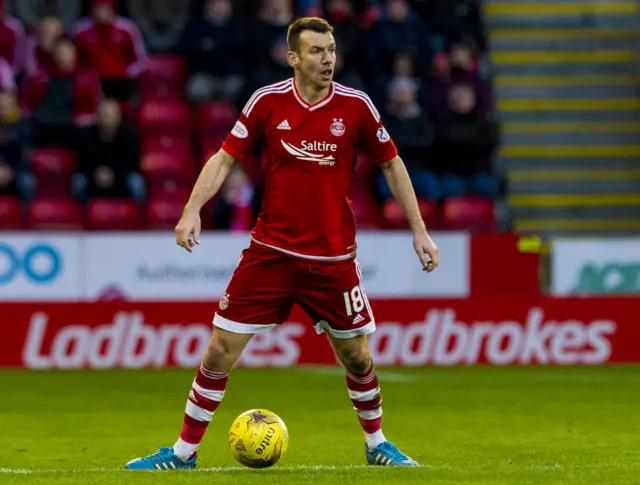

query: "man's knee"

left=203, top=327, right=251, bottom=372
left=334, top=336, right=372, bottom=374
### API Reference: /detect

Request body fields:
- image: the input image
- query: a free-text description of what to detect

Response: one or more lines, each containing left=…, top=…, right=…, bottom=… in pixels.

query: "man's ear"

left=288, top=51, right=299, bottom=69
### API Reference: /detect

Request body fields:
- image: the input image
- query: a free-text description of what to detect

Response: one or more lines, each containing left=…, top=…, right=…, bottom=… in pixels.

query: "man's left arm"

left=379, top=156, right=439, bottom=272
left=356, top=96, right=440, bottom=272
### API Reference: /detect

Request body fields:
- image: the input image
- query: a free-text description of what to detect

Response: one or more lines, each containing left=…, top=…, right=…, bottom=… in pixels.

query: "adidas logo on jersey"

left=277, top=120, right=291, bottom=130
left=353, top=314, right=365, bottom=325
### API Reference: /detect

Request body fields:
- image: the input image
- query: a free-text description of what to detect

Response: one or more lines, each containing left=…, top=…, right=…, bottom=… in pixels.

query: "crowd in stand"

left=0, top=0, right=501, bottom=231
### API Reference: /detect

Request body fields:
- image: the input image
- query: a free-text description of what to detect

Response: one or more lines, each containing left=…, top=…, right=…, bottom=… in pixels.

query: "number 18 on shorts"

left=213, top=243, right=376, bottom=340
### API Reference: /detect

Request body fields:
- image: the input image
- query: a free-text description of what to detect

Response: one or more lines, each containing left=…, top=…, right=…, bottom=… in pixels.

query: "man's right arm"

left=175, top=148, right=237, bottom=251
left=175, top=90, right=264, bottom=251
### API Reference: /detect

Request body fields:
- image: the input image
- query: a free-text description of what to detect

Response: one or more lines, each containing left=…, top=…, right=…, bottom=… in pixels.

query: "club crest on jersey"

left=330, top=118, right=345, bottom=137
left=377, top=126, right=390, bottom=143
left=219, top=294, right=230, bottom=310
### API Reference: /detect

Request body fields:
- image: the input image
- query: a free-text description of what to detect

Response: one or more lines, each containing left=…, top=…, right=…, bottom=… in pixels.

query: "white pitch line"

left=0, top=464, right=424, bottom=474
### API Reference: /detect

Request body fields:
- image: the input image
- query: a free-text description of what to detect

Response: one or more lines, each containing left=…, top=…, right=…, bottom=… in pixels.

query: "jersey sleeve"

left=357, top=96, right=398, bottom=164
left=221, top=94, right=265, bottom=162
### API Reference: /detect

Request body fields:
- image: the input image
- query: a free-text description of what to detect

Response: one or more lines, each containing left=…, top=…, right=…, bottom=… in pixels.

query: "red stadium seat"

left=146, top=179, right=192, bottom=200
left=141, top=136, right=195, bottom=177
left=0, top=196, right=23, bottom=229
left=351, top=196, right=380, bottom=229
left=86, top=198, right=142, bottom=230
left=380, top=198, right=438, bottom=230
left=146, top=197, right=185, bottom=229
left=381, top=199, right=409, bottom=229
left=28, top=198, right=82, bottom=229
left=31, top=148, right=77, bottom=197
left=138, top=100, right=191, bottom=137
left=31, top=148, right=77, bottom=176
left=139, top=55, right=188, bottom=100
left=197, top=101, right=238, bottom=137
left=418, top=198, right=439, bottom=229
left=200, top=135, right=226, bottom=162
left=440, top=196, right=497, bottom=233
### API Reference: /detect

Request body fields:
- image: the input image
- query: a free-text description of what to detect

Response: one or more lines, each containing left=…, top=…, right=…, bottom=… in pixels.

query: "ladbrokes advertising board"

left=1, top=297, right=637, bottom=368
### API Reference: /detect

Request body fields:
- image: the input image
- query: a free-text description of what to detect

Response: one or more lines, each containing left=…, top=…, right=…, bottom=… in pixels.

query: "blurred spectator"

left=416, top=0, right=487, bottom=52
left=21, top=37, right=101, bottom=149
left=73, top=0, right=147, bottom=102
left=254, top=35, right=292, bottom=87
left=213, top=165, right=256, bottom=231
left=0, top=0, right=24, bottom=73
left=324, top=0, right=363, bottom=71
left=76, top=98, right=143, bottom=201
left=429, top=41, right=493, bottom=118
left=24, top=14, right=66, bottom=78
left=128, top=0, right=190, bottom=52
left=0, top=57, right=16, bottom=93
left=333, top=44, right=366, bottom=91
left=252, top=0, right=293, bottom=87
left=179, top=0, right=250, bottom=104
left=377, top=77, right=438, bottom=200
left=431, top=81, right=499, bottom=198
left=0, top=91, right=30, bottom=198
left=9, top=0, right=82, bottom=32
left=365, top=0, right=432, bottom=78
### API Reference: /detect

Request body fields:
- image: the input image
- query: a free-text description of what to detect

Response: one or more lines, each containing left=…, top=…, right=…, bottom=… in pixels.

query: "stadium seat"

left=142, top=136, right=195, bottom=177
left=0, top=196, right=23, bottom=229
left=146, top=197, right=185, bottom=229
left=146, top=179, right=192, bottom=200
left=197, top=101, right=238, bottom=137
left=28, top=198, right=82, bottom=229
left=418, top=198, right=439, bottom=229
left=379, top=197, right=439, bottom=230
left=440, top=196, right=497, bottom=233
left=200, top=135, right=227, bottom=162
left=351, top=196, right=380, bottom=229
left=380, top=199, right=409, bottom=229
left=86, top=198, right=142, bottom=230
left=31, top=148, right=77, bottom=197
left=139, top=54, right=188, bottom=100
left=138, top=100, right=191, bottom=137
left=31, top=147, right=77, bottom=175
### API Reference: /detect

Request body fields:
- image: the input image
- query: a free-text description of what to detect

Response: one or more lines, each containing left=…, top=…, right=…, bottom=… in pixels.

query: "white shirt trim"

left=291, top=78, right=335, bottom=111
left=251, top=236, right=355, bottom=261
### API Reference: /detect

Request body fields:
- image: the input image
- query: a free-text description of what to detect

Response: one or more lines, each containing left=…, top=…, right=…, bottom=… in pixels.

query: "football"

left=228, top=409, right=289, bottom=468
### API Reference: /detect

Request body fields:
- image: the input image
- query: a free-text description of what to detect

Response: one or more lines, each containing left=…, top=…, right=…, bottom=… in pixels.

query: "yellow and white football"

left=228, top=409, right=289, bottom=469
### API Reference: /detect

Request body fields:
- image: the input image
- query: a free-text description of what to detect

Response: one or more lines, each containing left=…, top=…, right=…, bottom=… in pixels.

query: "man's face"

left=39, top=16, right=64, bottom=47
left=55, top=42, right=76, bottom=71
left=290, top=30, right=336, bottom=90
left=99, top=100, right=121, bottom=129
left=0, top=92, right=15, bottom=120
left=93, top=4, right=115, bottom=24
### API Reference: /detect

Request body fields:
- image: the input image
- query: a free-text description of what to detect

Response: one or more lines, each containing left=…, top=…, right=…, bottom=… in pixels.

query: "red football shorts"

left=213, top=241, right=375, bottom=339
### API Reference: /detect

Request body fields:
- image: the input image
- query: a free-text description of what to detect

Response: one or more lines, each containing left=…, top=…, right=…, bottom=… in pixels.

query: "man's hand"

left=414, top=231, right=439, bottom=272
left=175, top=208, right=201, bottom=253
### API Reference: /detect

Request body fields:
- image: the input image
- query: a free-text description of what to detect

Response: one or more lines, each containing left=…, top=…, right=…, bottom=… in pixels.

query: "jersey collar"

left=291, top=78, right=335, bottom=111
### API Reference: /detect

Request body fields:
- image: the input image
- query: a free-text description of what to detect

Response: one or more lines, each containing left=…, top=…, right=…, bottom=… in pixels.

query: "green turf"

left=0, top=366, right=639, bottom=484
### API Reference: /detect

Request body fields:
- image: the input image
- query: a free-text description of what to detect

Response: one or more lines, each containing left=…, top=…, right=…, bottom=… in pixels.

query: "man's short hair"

left=287, top=17, right=334, bottom=53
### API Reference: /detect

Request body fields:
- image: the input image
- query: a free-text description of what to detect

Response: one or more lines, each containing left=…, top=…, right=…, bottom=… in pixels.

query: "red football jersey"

left=222, top=78, right=398, bottom=261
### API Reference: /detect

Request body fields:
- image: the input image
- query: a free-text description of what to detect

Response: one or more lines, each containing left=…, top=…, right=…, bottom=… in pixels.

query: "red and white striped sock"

left=346, top=363, right=386, bottom=450
left=173, top=364, right=228, bottom=461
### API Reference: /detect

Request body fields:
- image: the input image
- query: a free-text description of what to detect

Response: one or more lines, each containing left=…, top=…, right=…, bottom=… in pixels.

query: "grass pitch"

left=0, top=366, right=638, bottom=484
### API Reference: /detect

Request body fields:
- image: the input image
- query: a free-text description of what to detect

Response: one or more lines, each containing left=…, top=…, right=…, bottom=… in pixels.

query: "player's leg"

left=170, top=327, right=252, bottom=462
left=125, top=243, right=295, bottom=471
left=297, top=258, right=418, bottom=467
